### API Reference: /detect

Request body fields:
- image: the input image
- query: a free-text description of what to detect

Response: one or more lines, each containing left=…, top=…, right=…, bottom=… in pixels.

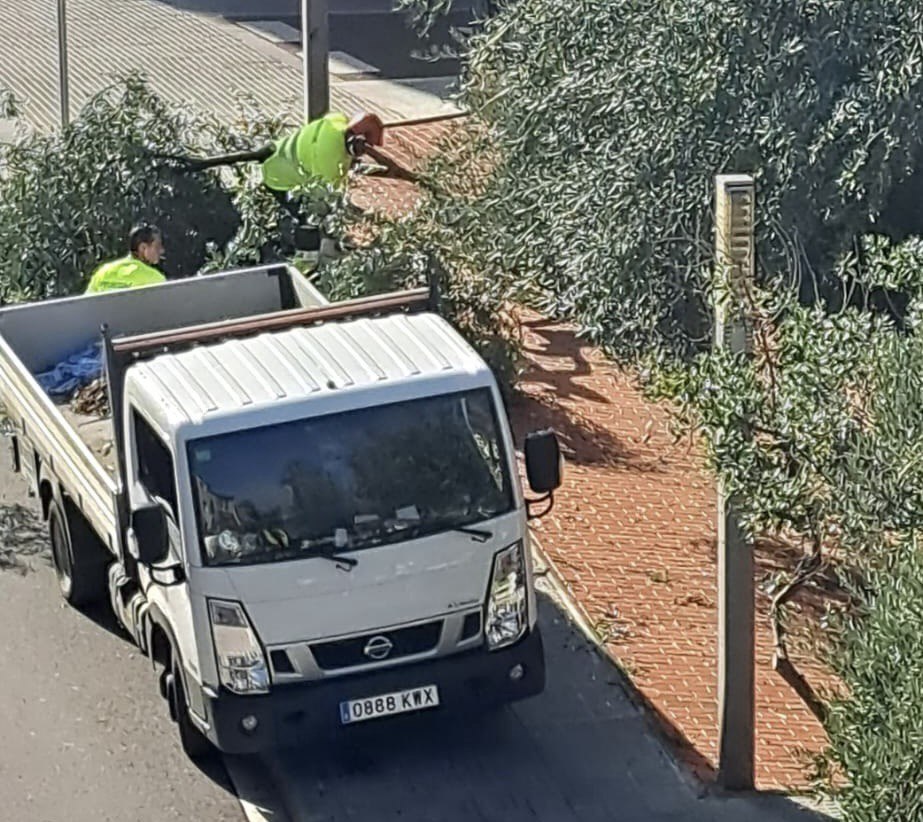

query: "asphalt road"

left=0, top=469, right=262, bottom=822
left=0, top=464, right=832, bottom=822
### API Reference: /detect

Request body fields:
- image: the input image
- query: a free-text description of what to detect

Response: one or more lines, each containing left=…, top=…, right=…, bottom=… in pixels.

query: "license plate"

left=339, top=685, right=440, bottom=725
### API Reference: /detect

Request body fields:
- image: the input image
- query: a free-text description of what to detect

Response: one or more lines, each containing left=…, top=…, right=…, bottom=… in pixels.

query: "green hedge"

left=824, top=539, right=923, bottom=820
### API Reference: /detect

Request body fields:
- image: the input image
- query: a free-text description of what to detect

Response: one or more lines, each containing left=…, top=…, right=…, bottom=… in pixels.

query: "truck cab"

left=128, top=310, right=554, bottom=753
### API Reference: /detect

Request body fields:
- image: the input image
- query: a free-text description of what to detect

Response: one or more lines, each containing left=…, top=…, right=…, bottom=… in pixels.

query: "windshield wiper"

left=392, top=514, right=494, bottom=543
left=260, top=529, right=358, bottom=570
left=299, top=543, right=358, bottom=571
left=392, top=518, right=494, bottom=543
left=452, top=525, right=493, bottom=542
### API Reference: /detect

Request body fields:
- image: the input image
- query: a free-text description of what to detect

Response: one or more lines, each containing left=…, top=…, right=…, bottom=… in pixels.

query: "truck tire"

left=165, top=653, right=214, bottom=762
left=48, top=499, right=107, bottom=607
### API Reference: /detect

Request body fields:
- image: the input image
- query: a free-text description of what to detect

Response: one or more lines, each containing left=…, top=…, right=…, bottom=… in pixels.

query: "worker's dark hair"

left=129, top=223, right=162, bottom=255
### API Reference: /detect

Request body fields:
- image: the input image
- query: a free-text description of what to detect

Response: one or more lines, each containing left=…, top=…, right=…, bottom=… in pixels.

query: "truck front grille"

left=310, top=620, right=443, bottom=671
left=270, top=649, right=296, bottom=674
left=461, top=611, right=481, bottom=641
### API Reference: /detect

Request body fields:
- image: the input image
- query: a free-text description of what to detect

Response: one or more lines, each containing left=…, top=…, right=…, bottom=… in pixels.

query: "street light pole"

left=56, top=0, right=71, bottom=128
left=300, top=0, right=330, bottom=122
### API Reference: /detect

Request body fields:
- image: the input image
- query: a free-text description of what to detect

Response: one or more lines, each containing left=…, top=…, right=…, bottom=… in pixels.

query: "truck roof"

left=127, top=311, right=492, bottom=430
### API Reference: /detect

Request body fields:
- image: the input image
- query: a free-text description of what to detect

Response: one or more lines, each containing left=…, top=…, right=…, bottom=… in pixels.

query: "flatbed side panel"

left=0, top=337, right=119, bottom=554
left=289, top=272, right=329, bottom=309
left=0, top=265, right=295, bottom=374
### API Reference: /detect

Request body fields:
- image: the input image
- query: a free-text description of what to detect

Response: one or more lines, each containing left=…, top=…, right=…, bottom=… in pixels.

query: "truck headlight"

left=208, top=600, right=270, bottom=695
left=485, top=542, right=527, bottom=651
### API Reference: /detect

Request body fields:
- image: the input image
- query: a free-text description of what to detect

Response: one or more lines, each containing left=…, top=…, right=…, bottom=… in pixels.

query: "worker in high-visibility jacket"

left=85, top=224, right=166, bottom=294
left=165, top=111, right=390, bottom=191
left=261, top=111, right=385, bottom=191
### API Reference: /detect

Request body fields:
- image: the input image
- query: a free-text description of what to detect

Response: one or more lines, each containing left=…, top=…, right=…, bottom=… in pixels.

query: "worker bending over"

left=166, top=111, right=408, bottom=191
left=262, top=111, right=386, bottom=191
left=85, top=224, right=166, bottom=294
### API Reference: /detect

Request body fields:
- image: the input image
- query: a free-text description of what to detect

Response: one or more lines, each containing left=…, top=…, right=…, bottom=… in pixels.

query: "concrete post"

left=714, top=173, right=756, bottom=791
left=56, top=0, right=71, bottom=128
left=301, top=0, right=330, bottom=121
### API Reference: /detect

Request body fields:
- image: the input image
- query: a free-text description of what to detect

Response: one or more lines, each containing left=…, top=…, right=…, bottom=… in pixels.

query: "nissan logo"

left=363, top=635, right=394, bottom=661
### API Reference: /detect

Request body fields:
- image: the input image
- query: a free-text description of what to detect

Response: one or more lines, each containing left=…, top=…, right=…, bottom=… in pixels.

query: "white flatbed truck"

left=0, top=265, right=561, bottom=757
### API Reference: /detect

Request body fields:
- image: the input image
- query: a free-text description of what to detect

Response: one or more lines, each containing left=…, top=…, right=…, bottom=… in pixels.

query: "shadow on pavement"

left=77, top=597, right=136, bottom=644
left=267, top=596, right=835, bottom=822
left=0, top=500, right=137, bottom=644
left=509, top=317, right=670, bottom=474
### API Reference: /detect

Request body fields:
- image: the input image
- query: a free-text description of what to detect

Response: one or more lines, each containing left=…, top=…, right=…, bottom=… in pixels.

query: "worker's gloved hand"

left=353, top=159, right=390, bottom=176
left=346, top=112, right=385, bottom=152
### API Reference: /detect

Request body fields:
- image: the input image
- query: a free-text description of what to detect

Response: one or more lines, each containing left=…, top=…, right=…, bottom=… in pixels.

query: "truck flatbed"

left=0, top=264, right=331, bottom=553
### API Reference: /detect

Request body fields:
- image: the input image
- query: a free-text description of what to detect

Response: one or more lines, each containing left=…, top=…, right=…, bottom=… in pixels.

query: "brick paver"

left=511, top=313, right=834, bottom=790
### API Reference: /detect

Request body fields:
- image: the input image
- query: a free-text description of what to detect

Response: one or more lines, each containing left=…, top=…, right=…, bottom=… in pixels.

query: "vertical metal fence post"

left=714, top=173, right=756, bottom=791
left=56, top=0, right=71, bottom=128
left=301, top=0, right=330, bottom=121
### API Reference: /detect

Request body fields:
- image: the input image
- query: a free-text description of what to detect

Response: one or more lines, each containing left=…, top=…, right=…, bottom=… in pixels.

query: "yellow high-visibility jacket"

left=85, top=256, right=166, bottom=294
left=261, top=113, right=351, bottom=191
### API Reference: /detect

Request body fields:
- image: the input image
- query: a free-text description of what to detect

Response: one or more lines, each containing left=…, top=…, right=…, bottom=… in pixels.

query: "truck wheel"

left=48, top=500, right=107, bottom=607
left=165, top=654, right=214, bottom=762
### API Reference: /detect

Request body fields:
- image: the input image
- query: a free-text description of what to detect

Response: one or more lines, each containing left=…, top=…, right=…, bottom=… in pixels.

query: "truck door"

left=128, top=409, right=199, bottom=682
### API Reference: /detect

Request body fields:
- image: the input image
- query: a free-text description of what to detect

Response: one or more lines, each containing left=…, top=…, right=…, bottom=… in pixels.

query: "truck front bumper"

left=199, top=626, right=545, bottom=754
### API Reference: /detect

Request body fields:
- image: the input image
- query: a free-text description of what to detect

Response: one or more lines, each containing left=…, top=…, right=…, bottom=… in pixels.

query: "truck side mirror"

left=525, top=429, right=563, bottom=494
left=131, top=503, right=169, bottom=566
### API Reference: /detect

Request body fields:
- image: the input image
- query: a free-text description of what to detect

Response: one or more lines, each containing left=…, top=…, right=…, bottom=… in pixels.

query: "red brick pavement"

left=350, top=117, right=457, bottom=218
left=353, top=116, right=834, bottom=791
left=510, top=312, right=833, bottom=790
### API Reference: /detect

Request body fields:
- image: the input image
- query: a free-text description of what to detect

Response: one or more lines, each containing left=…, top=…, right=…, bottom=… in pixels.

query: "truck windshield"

left=188, top=388, right=514, bottom=567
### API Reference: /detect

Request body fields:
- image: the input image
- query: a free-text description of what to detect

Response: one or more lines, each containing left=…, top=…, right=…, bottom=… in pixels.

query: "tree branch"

left=769, top=538, right=828, bottom=726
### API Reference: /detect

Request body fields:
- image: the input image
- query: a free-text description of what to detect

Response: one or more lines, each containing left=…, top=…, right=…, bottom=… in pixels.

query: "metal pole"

left=56, top=0, right=71, bottom=128
left=714, top=173, right=756, bottom=791
left=301, top=0, right=330, bottom=121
